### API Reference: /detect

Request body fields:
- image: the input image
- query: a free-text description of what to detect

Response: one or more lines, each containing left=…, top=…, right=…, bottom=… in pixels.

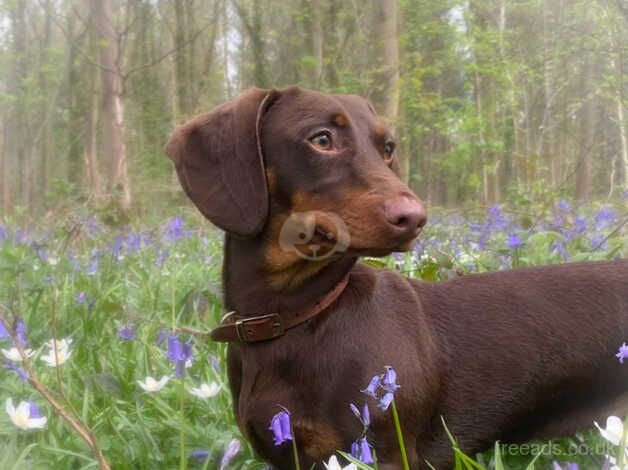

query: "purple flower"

left=558, top=200, right=571, bottom=212
left=350, top=441, right=359, bottom=459
left=191, top=449, right=209, bottom=462
left=28, top=401, right=43, bottom=418
left=382, top=366, right=400, bottom=393
left=350, top=403, right=361, bottom=420
left=595, top=207, right=616, bottom=230
left=16, top=320, right=27, bottom=346
left=590, top=235, right=609, bottom=251
left=362, top=403, right=370, bottom=427
left=4, top=363, right=29, bottom=381
left=552, top=462, right=579, bottom=470
left=349, top=403, right=371, bottom=428
left=118, top=324, right=135, bottom=340
left=219, top=439, right=241, bottom=470
left=156, top=328, right=169, bottom=347
left=362, top=374, right=381, bottom=398
left=358, top=437, right=374, bottom=464
left=155, top=249, right=169, bottom=268
left=86, top=257, right=99, bottom=275
left=167, top=334, right=193, bottom=377
left=550, top=240, right=569, bottom=261
left=210, top=354, right=221, bottom=373
left=111, top=236, right=124, bottom=261
left=574, top=216, right=587, bottom=235
left=268, top=410, right=292, bottom=446
left=507, top=233, right=524, bottom=250
left=76, top=292, right=87, bottom=305
left=378, top=392, right=394, bottom=411
left=0, top=319, right=9, bottom=339
left=164, top=216, right=187, bottom=243
left=616, top=342, right=628, bottom=364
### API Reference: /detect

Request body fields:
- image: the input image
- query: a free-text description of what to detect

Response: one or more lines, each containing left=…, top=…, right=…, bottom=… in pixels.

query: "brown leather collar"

left=210, top=274, right=350, bottom=343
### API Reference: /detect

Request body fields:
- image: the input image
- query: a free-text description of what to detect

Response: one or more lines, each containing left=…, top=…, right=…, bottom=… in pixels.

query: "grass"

left=0, top=198, right=626, bottom=469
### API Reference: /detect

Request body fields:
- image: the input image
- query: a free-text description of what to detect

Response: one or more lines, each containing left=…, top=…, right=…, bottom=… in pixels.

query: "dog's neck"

left=222, top=234, right=357, bottom=317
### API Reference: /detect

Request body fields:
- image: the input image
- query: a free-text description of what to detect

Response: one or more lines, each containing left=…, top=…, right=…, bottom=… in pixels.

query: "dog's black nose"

left=384, top=196, right=427, bottom=235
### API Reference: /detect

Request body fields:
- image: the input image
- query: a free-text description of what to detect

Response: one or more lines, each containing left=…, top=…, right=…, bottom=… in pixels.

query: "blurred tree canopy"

left=0, top=0, right=626, bottom=217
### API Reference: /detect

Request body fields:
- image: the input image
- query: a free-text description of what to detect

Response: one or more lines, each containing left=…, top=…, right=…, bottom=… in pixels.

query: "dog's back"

left=413, top=259, right=628, bottom=461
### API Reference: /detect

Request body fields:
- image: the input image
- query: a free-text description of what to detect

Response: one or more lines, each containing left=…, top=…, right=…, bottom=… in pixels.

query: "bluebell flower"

left=362, top=403, right=370, bottom=427
left=574, top=216, right=587, bottom=235
left=111, top=236, right=124, bottom=261
left=164, top=216, right=187, bottom=243
left=268, top=410, right=292, bottom=446
left=0, top=319, right=9, bottom=340
left=4, top=363, right=29, bottom=381
left=507, top=233, right=524, bottom=250
left=118, top=324, right=135, bottom=340
left=378, top=392, right=394, bottom=411
left=550, top=240, right=569, bottom=261
left=16, top=320, right=27, bottom=346
left=219, top=439, right=241, bottom=470
left=552, top=462, right=579, bottom=470
left=350, top=403, right=361, bottom=420
left=358, top=437, right=374, bottom=464
left=86, top=257, right=99, bottom=276
left=616, top=342, right=628, bottom=364
left=76, top=292, right=87, bottom=305
left=590, top=235, right=609, bottom=251
left=596, top=206, right=616, bottom=229
left=156, top=328, right=169, bottom=347
left=382, top=366, right=400, bottom=393
left=126, top=234, right=141, bottom=255
left=558, top=200, right=570, bottom=212
left=167, top=334, right=193, bottom=377
left=155, top=249, right=169, bottom=268
left=350, top=441, right=359, bottom=459
left=362, top=374, right=381, bottom=398
left=191, top=449, right=209, bottom=462
left=349, top=403, right=371, bottom=428
left=210, top=354, right=221, bottom=373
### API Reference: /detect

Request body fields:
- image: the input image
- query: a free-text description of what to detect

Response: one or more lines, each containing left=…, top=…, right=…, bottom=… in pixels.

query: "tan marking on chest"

left=294, top=420, right=343, bottom=461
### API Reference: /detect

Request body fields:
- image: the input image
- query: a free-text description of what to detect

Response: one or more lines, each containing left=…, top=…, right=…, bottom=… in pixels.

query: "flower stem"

left=291, top=428, right=301, bottom=470
left=617, top=414, right=628, bottom=469
left=179, top=377, right=186, bottom=470
left=391, top=400, right=410, bottom=470
left=171, top=268, right=176, bottom=331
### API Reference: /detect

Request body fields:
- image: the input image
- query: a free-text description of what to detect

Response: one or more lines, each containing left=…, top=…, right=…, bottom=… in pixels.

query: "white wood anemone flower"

left=137, top=376, right=170, bottom=392
left=44, top=337, right=73, bottom=351
left=595, top=416, right=625, bottom=446
left=40, top=342, right=72, bottom=366
left=189, top=382, right=220, bottom=399
left=1, top=347, right=34, bottom=362
left=5, top=398, right=47, bottom=430
left=324, top=455, right=357, bottom=470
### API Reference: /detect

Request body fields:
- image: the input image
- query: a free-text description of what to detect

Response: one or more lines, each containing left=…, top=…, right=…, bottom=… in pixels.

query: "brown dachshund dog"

left=166, top=87, right=628, bottom=469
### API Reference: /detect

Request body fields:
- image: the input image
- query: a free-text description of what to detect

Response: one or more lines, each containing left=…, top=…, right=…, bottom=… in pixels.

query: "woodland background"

left=0, top=0, right=627, bottom=219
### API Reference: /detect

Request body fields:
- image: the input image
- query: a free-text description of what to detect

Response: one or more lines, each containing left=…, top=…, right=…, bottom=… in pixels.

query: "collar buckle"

left=235, top=313, right=285, bottom=342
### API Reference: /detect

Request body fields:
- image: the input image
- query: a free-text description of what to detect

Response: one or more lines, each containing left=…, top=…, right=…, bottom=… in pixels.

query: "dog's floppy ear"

left=165, top=88, right=278, bottom=237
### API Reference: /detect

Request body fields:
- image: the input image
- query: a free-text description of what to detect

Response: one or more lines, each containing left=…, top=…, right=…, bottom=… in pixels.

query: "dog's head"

left=166, top=87, right=426, bottom=260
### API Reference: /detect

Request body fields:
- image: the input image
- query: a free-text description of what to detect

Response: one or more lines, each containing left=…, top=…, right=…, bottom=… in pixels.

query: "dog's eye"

left=384, top=140, right=396, bottom=160
left=309, top=132, right=333, bottom=151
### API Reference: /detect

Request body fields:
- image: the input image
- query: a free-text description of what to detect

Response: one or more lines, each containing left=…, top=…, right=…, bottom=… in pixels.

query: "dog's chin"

left=349, top=237, right=418, bottom=258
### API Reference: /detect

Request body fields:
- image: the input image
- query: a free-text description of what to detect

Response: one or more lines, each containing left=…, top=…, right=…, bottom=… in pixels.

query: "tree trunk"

left=84, top=63, right=101, bottom=201
left=370, top=0, right=402, bottom=178
left=90, top=0, right=132, bottom=211
left=574, top=61, right=596, bottom=201
left=174, top=0, right=190, bottom=118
